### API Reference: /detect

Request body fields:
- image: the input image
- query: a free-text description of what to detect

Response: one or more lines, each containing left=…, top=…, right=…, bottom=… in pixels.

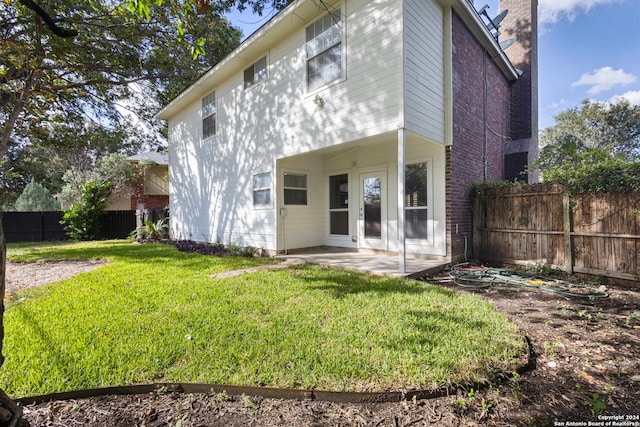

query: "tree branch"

left=18, top=0, right=78, bottom=38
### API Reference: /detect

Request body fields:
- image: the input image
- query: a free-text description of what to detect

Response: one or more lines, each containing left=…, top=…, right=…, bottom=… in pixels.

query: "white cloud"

left=611, top=90, right=640, bottom=106
left=545, top=98, right=567, bottom=110
left=538, top=0, right=618, bottom=24
left=571, top=67, right=637, bottom=94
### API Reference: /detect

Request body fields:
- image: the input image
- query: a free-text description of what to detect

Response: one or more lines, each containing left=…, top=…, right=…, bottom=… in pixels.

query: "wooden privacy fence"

left=472, top=183, right=640, bottom=283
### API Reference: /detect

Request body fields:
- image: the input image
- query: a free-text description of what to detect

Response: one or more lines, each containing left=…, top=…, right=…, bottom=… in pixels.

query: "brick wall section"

left=448, top=11, right=511, bottom=260
left=130, top=195, right=169, bottom=210
left=500, top=0, right=539, bottom=182
left=500, top=0, right=536, bottom=141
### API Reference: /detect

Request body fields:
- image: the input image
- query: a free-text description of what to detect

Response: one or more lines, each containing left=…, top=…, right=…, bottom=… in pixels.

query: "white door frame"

left=358, top=169, right=387, bottom=251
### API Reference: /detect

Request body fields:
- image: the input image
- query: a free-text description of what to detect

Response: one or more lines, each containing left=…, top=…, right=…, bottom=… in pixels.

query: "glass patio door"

left=359, top=171, right=387, bottom=250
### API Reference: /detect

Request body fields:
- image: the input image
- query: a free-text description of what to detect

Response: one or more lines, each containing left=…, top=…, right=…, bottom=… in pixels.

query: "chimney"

left=500, top=0, right=539, bottom=182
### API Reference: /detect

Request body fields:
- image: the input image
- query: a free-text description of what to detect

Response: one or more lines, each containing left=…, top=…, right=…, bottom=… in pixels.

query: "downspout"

left=483, top=48, right=488, bottom=181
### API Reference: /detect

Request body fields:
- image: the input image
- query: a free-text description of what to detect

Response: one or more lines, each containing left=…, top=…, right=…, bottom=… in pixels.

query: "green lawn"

left=1, top=241, right=526, bottom=398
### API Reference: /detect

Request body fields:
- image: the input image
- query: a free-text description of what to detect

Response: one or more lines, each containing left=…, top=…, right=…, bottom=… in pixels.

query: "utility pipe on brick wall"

left=482, top=48, right=488, bottom=181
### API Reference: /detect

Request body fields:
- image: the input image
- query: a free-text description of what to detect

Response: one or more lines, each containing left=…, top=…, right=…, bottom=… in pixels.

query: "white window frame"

left=328, top=172, right=349, bottom=236
left=202, top=91, right=216, bottom=139
left=283, top=171, right=308, bottom=206
left=253, top=172, right=272, bottom=208
left=244, top=56, right=268, bottom=89
left=404, top=160, right=432, bottom=241
left=305, top=7, right=344, bottom=92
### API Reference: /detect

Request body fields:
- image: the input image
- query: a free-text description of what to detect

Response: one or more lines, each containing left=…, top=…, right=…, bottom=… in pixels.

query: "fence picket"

left=1, top=211, right=139, bottom=243
left=473, top=184, right=639, bottom=285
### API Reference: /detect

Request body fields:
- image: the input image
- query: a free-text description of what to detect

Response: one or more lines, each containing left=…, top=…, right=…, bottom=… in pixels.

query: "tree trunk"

left=0, top=220, right=26, bottom=427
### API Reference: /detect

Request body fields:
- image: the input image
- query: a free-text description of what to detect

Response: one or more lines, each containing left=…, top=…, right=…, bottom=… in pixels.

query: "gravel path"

left=5, top=260, right=107, bottom=296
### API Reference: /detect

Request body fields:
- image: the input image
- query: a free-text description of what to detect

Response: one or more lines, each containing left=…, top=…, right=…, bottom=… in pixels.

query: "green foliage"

left=469, top=180, right=525, bottom=199
left=536, top=99, right=640, bottom=193
left=10, top=180, right=60, bottom=211
left=132, top=218, right=169, bottom=240
left=227, top=242, right=258, bottom=257
left=585, top=393, right=606, bottom=418
left=539, top=99, right=640, bottom=163
left=58, top=169, right=102, bottom=210
left=128, top=0, right=288, bottom=61
left=1, top=241, right=527, bottom=397
left=59, top=152, right=138, bottom=209
left=0, top=0, right=243, bottom=165
left=540, top=148, right=640, bottom=194
left=61, top=181, right=112, bottom=240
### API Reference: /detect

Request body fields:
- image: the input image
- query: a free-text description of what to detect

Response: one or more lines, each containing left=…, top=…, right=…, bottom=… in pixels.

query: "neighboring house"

left=106, top=152, right=169, bottom=211
left=156, top=0, right=538, bottom=269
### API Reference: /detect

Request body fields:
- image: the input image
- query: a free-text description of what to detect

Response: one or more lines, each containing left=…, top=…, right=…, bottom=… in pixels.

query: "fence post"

left=472, top=191, right=485, bottom=259
left=562, top=193, right=573, bottom=274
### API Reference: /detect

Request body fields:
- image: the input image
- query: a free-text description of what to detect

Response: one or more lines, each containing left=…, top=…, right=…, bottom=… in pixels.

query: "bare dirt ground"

left=9, top=262, right=640, bottom=426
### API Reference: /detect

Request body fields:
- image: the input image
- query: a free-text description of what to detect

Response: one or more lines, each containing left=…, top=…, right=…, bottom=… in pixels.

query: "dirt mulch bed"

left=14, top=265, right=640, bottom=426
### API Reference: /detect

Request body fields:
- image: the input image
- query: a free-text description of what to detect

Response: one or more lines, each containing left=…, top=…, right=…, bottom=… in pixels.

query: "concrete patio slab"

left=277, top=247, right=449, bottom=278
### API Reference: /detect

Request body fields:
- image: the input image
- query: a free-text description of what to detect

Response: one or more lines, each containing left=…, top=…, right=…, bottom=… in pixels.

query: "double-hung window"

left=202, top=91, right=216, bottom=139
left=244, top=57, right=267, bottom=89
left=306, top=9, right=342, bottom=91
left=283, top=173, right=307, bottom=205
left=253, top=172, right=271, bottom=207
left=404, top=163, right=429, bottom=240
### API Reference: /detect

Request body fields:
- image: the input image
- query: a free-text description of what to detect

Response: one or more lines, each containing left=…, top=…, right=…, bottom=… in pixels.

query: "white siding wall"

left=403, top=0, right=445, bottom=143
left=169, top=0, right=404, bottom=250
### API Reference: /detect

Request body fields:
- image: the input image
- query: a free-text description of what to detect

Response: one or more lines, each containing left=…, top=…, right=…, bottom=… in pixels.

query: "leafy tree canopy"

left=541, top=148, right=640, bottom=194
left=58, top=152, right=140, bottom=209
left=537, top=99, right=640, bottom=170
left=535, top=99, right=640, bottom=194
left=9, top=179, right=60, bottom=211
left=0, top=0, right=251, bottom=158
left=1, top=0, right=293, bottom=203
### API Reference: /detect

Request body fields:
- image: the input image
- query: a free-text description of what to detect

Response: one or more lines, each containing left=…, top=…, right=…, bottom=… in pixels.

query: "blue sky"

left=225, top=0, right=640, bottom=131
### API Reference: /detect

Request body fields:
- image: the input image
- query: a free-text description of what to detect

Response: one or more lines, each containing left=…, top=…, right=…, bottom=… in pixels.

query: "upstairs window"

left=306, top=9, right=342, bottom=91
left=244, top=57, right=268, bottom=89
left=202, top=91, right=216, bottom=139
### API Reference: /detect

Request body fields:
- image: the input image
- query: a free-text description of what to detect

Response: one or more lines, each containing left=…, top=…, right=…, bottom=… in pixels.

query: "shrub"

left=540, top=149, right=640, bottom=194
left=172, top=240, right=258, bottom=257
left=61, top=181, right=111, bottom=240
left=131, top=218, right=169, bottom=241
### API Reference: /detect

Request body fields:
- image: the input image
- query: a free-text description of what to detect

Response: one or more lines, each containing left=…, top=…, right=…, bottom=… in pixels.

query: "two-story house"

left=156, top=0, right=538, bottom=271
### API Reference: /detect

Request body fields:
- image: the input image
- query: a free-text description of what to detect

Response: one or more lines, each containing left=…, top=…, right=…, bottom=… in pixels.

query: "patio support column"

left=397, top=127, right=406, bottom=274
